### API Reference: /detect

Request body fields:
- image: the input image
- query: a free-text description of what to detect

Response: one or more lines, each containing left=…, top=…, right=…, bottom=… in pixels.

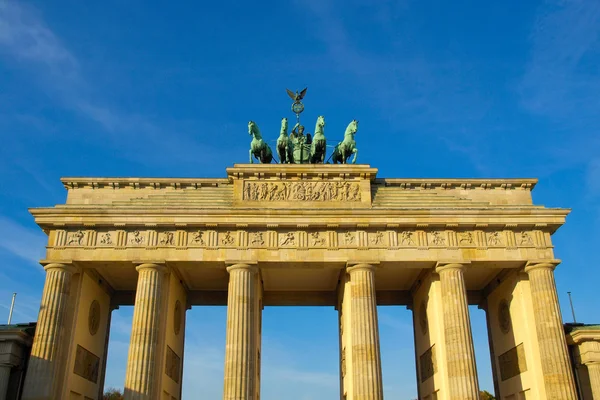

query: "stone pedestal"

left=223, top=264, right=259, bottom=400
left=124, top=263, right=168, bottom=400
left=22, top=263, right=77, bottom=400
left=436, top=263, right=479, bottom=400
left=525, top=262, right=577, bottom=399
left=347, top=264, right=383, bottom=400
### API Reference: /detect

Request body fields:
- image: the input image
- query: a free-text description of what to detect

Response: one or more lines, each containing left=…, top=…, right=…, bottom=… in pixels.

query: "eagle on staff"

left=286, top=87, right=307, bottom=103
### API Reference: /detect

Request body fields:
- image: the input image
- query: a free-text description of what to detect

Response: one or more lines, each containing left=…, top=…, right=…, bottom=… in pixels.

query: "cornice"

left=60, top=177, right=229, bottom=190
left=374, top=178, right=538, bottom=191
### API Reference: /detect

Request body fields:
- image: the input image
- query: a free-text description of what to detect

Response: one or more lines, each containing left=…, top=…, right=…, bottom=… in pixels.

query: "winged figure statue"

left=286, top=87, right=308, bottom=103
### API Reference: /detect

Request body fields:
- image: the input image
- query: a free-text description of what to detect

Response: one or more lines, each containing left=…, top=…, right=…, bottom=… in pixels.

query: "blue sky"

left=1, top=0, right=599, bottom=398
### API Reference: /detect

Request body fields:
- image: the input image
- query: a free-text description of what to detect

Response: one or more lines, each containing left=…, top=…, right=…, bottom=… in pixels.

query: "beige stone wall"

left=62, top=271, right=112, bottom=399
left=486, top=272, right=547, bottom=399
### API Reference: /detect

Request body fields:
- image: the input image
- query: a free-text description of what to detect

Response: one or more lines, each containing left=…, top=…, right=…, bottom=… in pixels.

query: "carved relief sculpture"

left=67, top=230, right=85, bottom=245
left=344, top=231, right=355, bottom=245
left=130, top=230, right=145, bottom=245
left=191, top=230, right=205, bottom=245
left=310, top=232, right=325, bottom=246
left=221, top=231, right=235, bottom=246
left=280, top=232, right=296, bottom=246
left=400, top=231, right=415, bottom=246
left=99, top=232, right=112, bottom=245
left=243, top=181, right=361, bottom=202
left=518, top=232, right=534, bottom=246
left=371, top=232, right=384, bottom=245
left=250, top=232, right=265, bottom=246
left=459, top=232, right=474, bottom=245
left=160, top=232, right=174, bottom=246
left=431, top=231, right=445, bottom=246
left=488, top=231, right=502, bottom=246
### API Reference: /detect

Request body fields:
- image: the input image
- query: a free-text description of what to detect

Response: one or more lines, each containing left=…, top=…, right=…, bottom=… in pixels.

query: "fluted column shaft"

left=525, top=262, right=577, bottom=399
left=347, top=264, right=383, bottom=400
left=223, top=264, right=258, bottom=400
left=22, top=263, right=77, bottom=400
left=436, top=263, right=479, bottom=400
left=0, top=364, right=10, bottom=400
left=124, top=263, right=168, bottom=400
left=588, top=363, right=600, bottom=399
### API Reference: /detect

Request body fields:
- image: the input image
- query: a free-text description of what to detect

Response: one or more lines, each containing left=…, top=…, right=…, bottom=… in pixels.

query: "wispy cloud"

left=0, top=216, right=47, bottom=266
left=0, top=0, right=242, bottom=170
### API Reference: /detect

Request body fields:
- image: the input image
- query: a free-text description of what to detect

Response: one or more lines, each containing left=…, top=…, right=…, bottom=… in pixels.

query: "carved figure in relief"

left=371, top=232, right=384, bottom=245
left=243, top=181, right=361, bottom=202
left=191, top=231, right=205, bottom=245
left=488, top=232, right=502, bottom=246
left=99, top=233, right=112, bottom=245
left=519, top=232, right=534, bottom=246
left=222, top=231, right=235, bottom=245
left=276, top=117, right=293, bottom=164
left=160, top=232, right=174, bottom=245
left=130, top=230, right=144, bottom=245
left=250, top=232, right=265, bottom=246
left=311, top=232, right=325, bottom=246
left=400, top=231, right=415, bottom=245
left=344, top=231, right=355, bottom=245
left=280, top=232, right=296, bottom=246
left=459, top=232, right=474, bottom=245
left=67, top=230, right=85, bottom=245
left=332, top=120, right=358, bottom=164
left=248, top=121, right=273, bottom=164
left=431, top=231, right=445, bottom=245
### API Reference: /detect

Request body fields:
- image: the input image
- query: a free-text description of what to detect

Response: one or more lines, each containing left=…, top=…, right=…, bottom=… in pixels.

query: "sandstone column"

left=223, top=264, right=259, bottom=400
left=587, top=362, right=600, bottom=399
left=347, top=263, right=383, bottom=400
left=22, top=263, right=77, bottom=400
left=0, top=364, right=10, bottom=400
left=435, top=263, right=479, bottom=400
left=524, top=261, right=577, bottom=399
left=124, top=263, right=168, bottom=400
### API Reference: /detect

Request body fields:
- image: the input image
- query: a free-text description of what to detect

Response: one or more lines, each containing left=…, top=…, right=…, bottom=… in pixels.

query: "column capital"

left=42, top=262, right=78, bottom=274
left=435, top=261, right=470, bottom=274
left=135, top=262, right=168, bottom=273
left=226, top=263, right=258, bottom=274
left=524, top=259, right=561, bottom=273
left=346, top=261, right=379, bottom=274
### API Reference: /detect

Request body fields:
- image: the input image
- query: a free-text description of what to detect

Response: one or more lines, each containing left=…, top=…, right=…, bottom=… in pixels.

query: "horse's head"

left=248, top=121, right=257, bottom=136
left=280, top=117, right=288, bottom=134
left=316, top=115, right=325, bottom=129
left=345, top=119, right=359, bottom=136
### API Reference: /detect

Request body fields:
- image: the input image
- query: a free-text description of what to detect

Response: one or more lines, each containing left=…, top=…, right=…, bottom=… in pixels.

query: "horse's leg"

left=352, top=148, right=358, bottom=164
left=249, top=149, right=254, bottom=164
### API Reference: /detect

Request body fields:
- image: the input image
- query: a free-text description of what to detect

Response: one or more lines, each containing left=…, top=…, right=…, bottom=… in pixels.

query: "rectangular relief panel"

left=499, top=343, right=528, bottom=381
left=73, top=344, right=100, bottom=383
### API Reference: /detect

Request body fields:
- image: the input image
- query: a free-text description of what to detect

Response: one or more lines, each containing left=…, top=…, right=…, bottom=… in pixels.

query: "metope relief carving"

left=67, top=230, right=85, bottom=246
left=279, top=232, right=296, bottom=247
left=159, top=231, right=174, bottom=246
left=430, top=231, right=446, bottom=246
left=343, top=231, right=356, bottom=246
left=400, top=231, right=415, bottom=246
left=243, top=180, right=361, bottom=202
left=370, top=231, right=385, bottom=246
left=518, top=232, right=534, bottom=246
left=458, top=231, right=474, bottom=245
left=190, top=230, right=206, bottom=246
left=250, top=232, right=265, bottom=246
left=221, top=231, right=235, bottom=246
left=488, top=231, right=502, bottom=246
left=310, top=232, right=326, bottom=246
left=99, top=232, right=113, bottom=246
left=129, top=230, right=145, bottom=246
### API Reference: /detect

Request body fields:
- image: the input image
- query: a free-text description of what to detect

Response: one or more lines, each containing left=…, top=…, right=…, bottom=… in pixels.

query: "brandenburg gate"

left=20, top=163, right=581, bottom=399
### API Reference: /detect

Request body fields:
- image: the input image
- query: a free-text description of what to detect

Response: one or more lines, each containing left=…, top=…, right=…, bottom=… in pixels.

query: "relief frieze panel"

left=53, top=228, right=549, bottom=252
left=243, top=180, right=361, bottom=202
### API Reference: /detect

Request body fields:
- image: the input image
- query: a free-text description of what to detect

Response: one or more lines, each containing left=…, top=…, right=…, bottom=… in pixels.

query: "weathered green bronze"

left=248, top=121, right=273, bottom=164
left=276, top=117, right=293, bottom=164
left=331, top=120, right=358, bottom=164
left=310, top=115, right=327, bottom=164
